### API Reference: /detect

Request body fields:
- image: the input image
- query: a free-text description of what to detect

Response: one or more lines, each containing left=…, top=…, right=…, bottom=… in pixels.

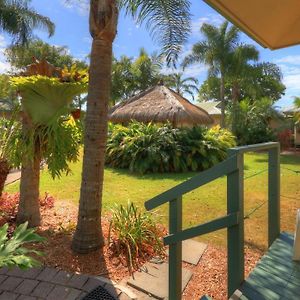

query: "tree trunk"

left=17, top=114, right=41, bottom=227
left=72, top=0, right=118, bottom=254
left=0, top=158, right=10, bottom=197
left=220, top=74, right=226, bottom=128
left=231, top=81, right=240, bottom=136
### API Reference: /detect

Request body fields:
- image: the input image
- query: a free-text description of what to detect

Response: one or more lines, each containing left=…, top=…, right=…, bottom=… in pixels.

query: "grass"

left=6, top=152, right=300, bottom=250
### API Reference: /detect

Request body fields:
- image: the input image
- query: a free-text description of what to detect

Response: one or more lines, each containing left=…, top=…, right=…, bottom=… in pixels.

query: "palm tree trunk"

left=17, top=114, right=41, bottom=227
left=72, top=0, right=118, bottom=254
left=220, top=73, right=226, bottom=128
left=231, top=81, right=240, bottom=135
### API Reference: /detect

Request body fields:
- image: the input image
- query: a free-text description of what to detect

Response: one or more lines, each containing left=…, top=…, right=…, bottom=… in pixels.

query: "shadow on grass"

left=106, top=166, right=196, bottom=182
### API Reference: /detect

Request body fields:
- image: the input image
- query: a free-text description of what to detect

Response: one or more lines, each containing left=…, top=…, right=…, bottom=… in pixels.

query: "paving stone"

left=114, top=284, right=137, bottom=299
left=166, top=240, right=207, bottom=265
left=67, top=273, right=89, bottom=289
left=1, top=277, right=23, bottom=291
left=0, top=291, right=19, bottom=300
left=127, top=262, right=192, bottom=299
left=36, top=268, right=58, bottom=282
left=82, top=277, right=105, bottom=292
left=0, top=268, right=9, bottom=275
left=46, top=286, right=71, bottom=300
left=18, top=268, right=42, bottom=280
left=64, top=288, right=82, bottom=300
left=17, top=296, right=37, bottom=300
left=31, top=282, right=54, bottom=298
left=118, top=293, right=132, bottom=300
left=75, top=291, right=87, bottom=299
left=15, top=279, right=39, bottom=295
left=50, top=270, right=72, bottom=285
left=7, top=268, right=26, bottom=278
left=0, top=275, right=8, bottom=285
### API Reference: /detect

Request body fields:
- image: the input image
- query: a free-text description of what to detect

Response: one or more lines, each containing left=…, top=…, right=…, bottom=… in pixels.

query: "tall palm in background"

left=72, top=0, right=191, bottom=253
left=183, top=21, right=239, bottom=127
left=227, top=44, right=259, bottom=135
left=0, top=0, right=54, bottom=45
left=165, top=72, right=199, bottom=100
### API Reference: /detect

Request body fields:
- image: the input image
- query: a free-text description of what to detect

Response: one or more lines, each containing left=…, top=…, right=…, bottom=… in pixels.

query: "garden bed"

left=0, top=193, right=263, bottom=299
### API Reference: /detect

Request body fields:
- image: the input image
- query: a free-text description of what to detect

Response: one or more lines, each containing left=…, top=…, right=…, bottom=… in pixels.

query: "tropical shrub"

left=0, top=222, right=45, bottom=269
left=106, top=122, right=236, bottom=174
left=227, top=98, right=277, bottom=145
left=108, top=202, right=164, bottom=273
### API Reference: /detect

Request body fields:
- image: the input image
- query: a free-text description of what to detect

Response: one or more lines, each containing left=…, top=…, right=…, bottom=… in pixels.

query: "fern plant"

left=0, top=222, right=45, bottom=269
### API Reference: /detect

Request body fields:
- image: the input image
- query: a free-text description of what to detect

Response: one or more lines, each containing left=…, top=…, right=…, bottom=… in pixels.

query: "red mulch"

left=183, top=244, right=262, bottom=300
left=1, top=194, right=263, bottom=298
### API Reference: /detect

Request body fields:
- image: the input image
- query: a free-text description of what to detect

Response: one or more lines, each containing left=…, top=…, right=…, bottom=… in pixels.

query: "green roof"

left=196, top=101, right=221, bottom=115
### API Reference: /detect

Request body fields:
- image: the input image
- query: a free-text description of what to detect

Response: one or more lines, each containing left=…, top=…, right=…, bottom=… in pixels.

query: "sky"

left=1, top=0, right=300, bottom=108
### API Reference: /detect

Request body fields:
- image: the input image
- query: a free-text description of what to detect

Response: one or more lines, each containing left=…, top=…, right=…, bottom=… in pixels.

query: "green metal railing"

left=145, top=142, right=280, bottom=300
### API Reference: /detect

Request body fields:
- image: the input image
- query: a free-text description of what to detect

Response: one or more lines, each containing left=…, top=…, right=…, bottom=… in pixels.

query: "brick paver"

left=0, top=267, right=136, bottom=300
left=31, top=282, right=54, bottom=298
left=0, top=291, right=19, bottom=300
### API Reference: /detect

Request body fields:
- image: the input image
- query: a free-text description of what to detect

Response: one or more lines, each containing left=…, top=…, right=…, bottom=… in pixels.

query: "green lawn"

left=6, top=152, right=300, bottom=250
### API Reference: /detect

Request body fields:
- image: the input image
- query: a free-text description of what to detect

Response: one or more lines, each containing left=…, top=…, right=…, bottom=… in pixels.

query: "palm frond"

left=120, top=0, right=191, bottom=66
left=0, top=0, right=55, bottom=45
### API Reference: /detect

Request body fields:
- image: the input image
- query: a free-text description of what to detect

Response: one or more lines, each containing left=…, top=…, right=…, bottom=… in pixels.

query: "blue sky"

left=1, top=0, right=300, bottom=108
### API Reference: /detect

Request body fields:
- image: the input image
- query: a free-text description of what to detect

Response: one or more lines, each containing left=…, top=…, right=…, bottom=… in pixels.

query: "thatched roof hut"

left=109, top=85, right=213, bottom=127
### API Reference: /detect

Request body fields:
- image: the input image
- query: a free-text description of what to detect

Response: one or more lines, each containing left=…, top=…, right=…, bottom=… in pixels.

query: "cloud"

left=275, top=55, right=300, bottom=65
left=191, top=14, right=224, bottom=38
left=60, top=0, right=89, bottom=16
left=0, top=35, right=10, bottom=73
left=272, top=55, right=300, bottom=107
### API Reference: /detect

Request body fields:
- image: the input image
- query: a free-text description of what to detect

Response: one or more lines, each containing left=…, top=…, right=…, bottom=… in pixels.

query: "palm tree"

left=0, top=0, right=54, bottom=45
left=72, top=0, right=191, bottom=253
left=183, top=21, right=239, bottom=127
left=227, top=44, right=259, bottom=134
left=165, top=72, right=199, bottom=100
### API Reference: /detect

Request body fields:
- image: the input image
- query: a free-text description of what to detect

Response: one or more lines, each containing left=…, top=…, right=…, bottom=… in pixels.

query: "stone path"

left=5, top=169, right=21, bottom=186
left=126, top=240, right=207, bottom=299
left=0, top=267, right=137, bottom=300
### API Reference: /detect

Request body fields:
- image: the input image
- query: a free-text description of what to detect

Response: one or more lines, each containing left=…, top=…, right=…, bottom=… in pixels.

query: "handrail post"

left=227, top=151, right=244, bottom=297
left=268, top=145, right=280, bottom=246
left=168, top=196, right=182, bottom=300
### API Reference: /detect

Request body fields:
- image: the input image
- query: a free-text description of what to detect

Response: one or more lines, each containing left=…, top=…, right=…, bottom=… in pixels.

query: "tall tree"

left=183, top=21, right=239, bottom=127
left=198, top=62, right=285, bottom=104
left=0, top=0, right=54, bottom=45
left=72, top=0, right=191, bottom=253
left=165, top=72, right=199, bottom=99
left=111, top=49, right=162, bottom=105
left=5, top=40, right=88, bottom=70
left=227, top=44, right=259, bottom=134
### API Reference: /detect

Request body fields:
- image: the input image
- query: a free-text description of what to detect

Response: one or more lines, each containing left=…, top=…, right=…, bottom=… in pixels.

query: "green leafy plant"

left=0, top=222, right=45, bottom=269
left=227, top=98, right=277, bottom=145
left=0, top=110, right=21, bottom=196
left=108, top=202, right=164, bottom=273
left=106, top=122, right=236, bottom=174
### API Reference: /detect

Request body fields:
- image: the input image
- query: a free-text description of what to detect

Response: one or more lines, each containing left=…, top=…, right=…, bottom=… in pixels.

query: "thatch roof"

left=109, top=85, right=213, bottom=127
